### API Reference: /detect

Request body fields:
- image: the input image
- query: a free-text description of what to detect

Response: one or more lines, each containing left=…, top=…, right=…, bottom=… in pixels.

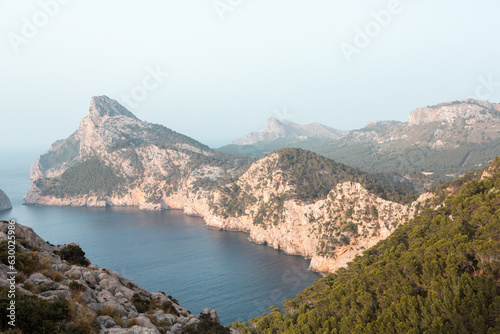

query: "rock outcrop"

left=0, top=189, right=12, bottom=211
left=0, top=221, right=227, bottom=333
left=408, top=99, right=500, bottom=126
left=232, top=117, right=343, bottom=145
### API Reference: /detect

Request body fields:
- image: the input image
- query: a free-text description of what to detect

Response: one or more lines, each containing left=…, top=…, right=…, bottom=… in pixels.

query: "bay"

left=0, top=148, right=321, bottom=325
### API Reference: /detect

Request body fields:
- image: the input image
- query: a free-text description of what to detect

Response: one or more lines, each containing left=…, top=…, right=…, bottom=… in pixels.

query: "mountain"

left=25, top=97, right=427, bottom=274
left=0, top=190, right=11, bottom=211
left=232, top=157, right=500, bottom=333
left=219, top=99, right=500, bottom=188
left=231, top=117, right=343, bottom=145
left=25, top=95, right=252, bottom=209
left=0, top=221, right=227, bottom=333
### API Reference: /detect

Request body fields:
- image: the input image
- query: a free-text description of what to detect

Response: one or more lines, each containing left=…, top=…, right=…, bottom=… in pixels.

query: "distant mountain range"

left=219, top=99, right=500, bottom=189
left=232, top=117, right=343, bottom=145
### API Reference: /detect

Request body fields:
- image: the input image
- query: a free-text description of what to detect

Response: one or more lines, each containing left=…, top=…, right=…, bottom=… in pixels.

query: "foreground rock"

left=0, top=221, right=229, bottom=333
left=0, top=189, right=12, bottom=211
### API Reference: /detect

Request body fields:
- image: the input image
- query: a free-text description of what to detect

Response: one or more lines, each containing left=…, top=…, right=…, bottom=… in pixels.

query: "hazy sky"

left=1, top=0, right=500, bottom=149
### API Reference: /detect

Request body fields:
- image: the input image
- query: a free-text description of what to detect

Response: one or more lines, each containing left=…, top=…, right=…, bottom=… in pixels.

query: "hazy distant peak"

left=232, top=117, right=343, bottom=145
left=89, top=96, right=138, bottom=125
left=409, top=98, right=500, bottom=126
left=364, top=120, right=402, bottom=129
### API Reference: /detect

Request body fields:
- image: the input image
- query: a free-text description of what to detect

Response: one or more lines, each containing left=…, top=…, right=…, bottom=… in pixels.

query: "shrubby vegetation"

left=40, top=157, right=125, bottom=198
left=38, top=137, right=81, bottom=172
left=0, top=287, right=79, bottom=334
left=57, top=244, right=89, bottom=266
left=232, top=158, right=500, bottom=333
left=276, top=148, right=417, bottom=204
left=218, top=135, right=500, bottom=189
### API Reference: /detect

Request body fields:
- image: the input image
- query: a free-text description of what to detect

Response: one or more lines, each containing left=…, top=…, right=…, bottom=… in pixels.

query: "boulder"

left=97, top=315, right=116, bottom=329
left=0, top=189, right=12, bottom=211
left=169, top=323, right=183, bottom=334
left=130, top=315, right=156, bottom=329
left=203, top=308, right=220, bottom=323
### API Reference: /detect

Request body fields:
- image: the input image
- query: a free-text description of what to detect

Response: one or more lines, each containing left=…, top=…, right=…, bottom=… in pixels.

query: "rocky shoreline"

left=24, top=177, right=432, bottom=275
left=0, top=221, right=232, bottom=334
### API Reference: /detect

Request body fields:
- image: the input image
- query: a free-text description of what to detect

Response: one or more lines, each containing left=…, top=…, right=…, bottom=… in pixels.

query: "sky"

left=1, top=0, right=500, bottom=150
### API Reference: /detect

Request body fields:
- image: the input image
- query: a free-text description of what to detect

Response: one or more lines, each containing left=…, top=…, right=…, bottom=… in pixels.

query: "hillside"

left=0, top=221, right=228, bottom=333
left=232, top=157, right=500, bottom=333
left=219, top=99, right=500, bottom=189
left=231, top=118, right=342, bottom=145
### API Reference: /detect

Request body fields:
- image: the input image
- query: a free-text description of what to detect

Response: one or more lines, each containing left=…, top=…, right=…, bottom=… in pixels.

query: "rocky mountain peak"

left=408, top=98, right=500, bottom=126
left=88, top=96, right=138, bottom=125
left=232, top=117, right=342, bottom=145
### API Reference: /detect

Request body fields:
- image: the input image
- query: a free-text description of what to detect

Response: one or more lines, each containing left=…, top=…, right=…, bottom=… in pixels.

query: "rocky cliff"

left=160, top=149, right=429, bottom=274
left=25, top=97, right=430, bottom=274
left=0, top=221, right=228, bottom=333
left=232, top=117, right=343, bottom=145
left=408, top=99, right=500, bottom=126
left=0, top=189, right=12, bottom=212
left=347, top=99, right=500, bottom=148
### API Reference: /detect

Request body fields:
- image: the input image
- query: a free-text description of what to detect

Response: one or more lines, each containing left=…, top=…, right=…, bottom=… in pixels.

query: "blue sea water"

left=0, top=148, right=321, bottom=325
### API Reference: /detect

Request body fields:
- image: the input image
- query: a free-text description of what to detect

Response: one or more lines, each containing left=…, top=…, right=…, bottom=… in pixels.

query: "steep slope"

left=0, top=221, right=227, bottom=333
left=0, top=189, right=11, bottom=211
left=233, top=157, right=500, bottom=333
left=220, top=99, right=500, bottom=186
left=231, top=117, right=342, bottom=145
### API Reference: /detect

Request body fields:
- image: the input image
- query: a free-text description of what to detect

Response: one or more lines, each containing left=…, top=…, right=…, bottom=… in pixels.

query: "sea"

left=0, top=148, right=321, bottom=325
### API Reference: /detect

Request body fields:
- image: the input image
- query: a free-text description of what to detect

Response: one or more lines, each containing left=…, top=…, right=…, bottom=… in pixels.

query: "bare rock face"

left=88, top=95, right=138, bottom=126
left=232, top=117, right=343, bottom=145
left=0, top=189, right=12, bottom=211
left=409, top=99, right=500, bottom=126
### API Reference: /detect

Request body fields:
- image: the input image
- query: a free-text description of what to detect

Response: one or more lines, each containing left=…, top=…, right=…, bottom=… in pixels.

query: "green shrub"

left=0, top=287, right=69, bottom=333
left=0, top=241, right=39, bottom=275
left=131, top=293, right=152, bottom=313
left=161, top=301, right=179, bottom=316
left=69, top=280, right=85, bottom=292
left=184, top=318, right=230, bottom=334
left=58, top=245, right=89, bottom=266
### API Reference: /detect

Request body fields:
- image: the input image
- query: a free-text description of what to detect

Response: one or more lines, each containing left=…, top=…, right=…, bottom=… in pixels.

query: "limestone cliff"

left=0, top=189, right=12, bottom=211
left=159, top=151, right=430, bottom=274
